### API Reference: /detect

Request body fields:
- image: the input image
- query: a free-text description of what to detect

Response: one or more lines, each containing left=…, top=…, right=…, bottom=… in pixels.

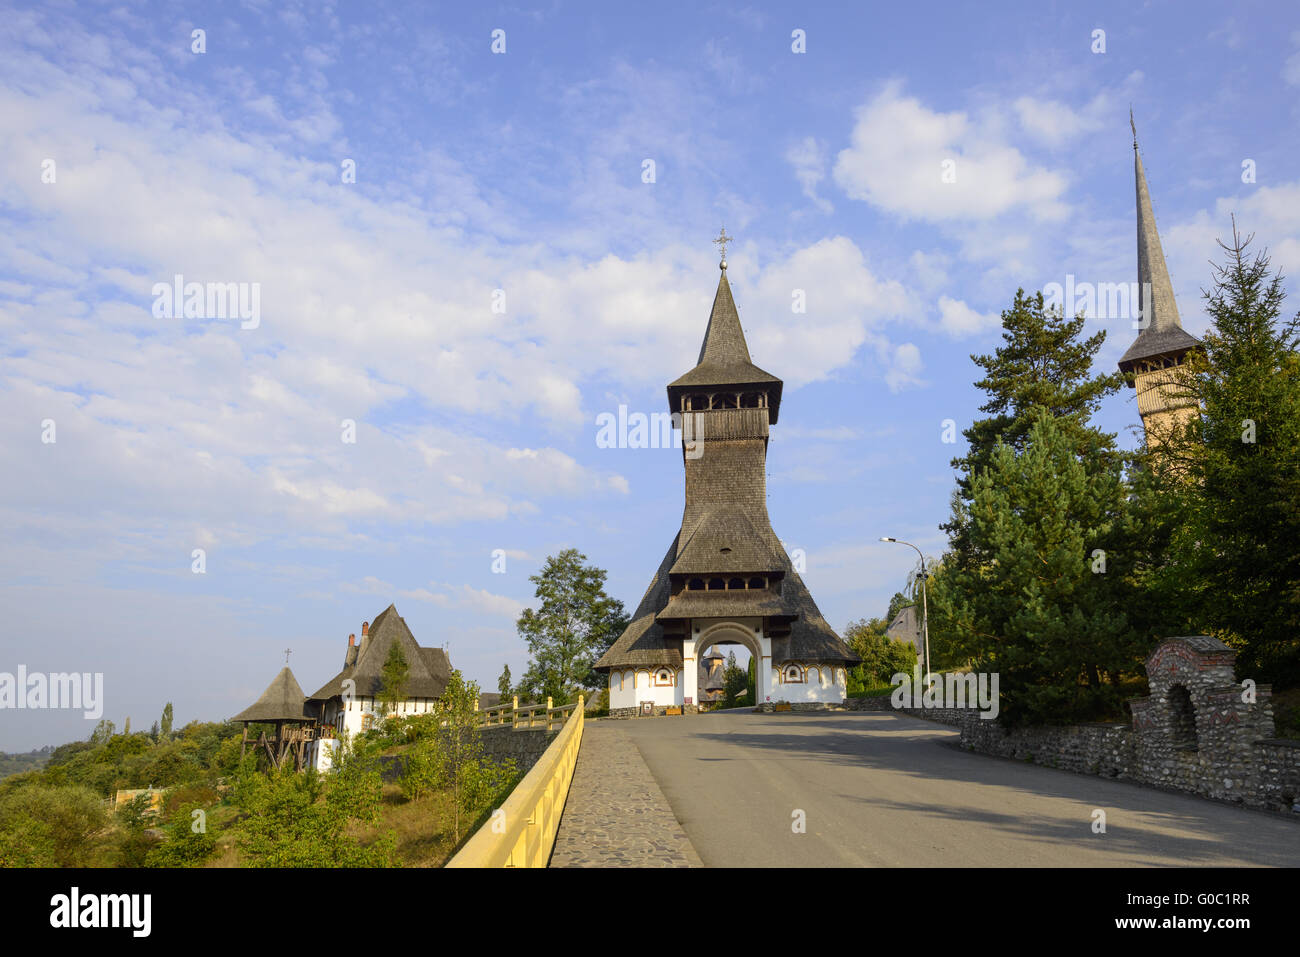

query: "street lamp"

left=880, top=537, right=931, bottom=687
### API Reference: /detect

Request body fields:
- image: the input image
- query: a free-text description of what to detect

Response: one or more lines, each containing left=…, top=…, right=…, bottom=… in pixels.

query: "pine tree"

left=1153, top=225, right=1300, bottom=685
left=944, top=289, right=1125, bottom=571
left=377, top=641, right=410, bottom=718
left=934, top=413, right=1147, bottom=725
left=497, top=664, right=512, bottom=700
left=721, top=651, right=747, bottom=708
left=160, top=703, right=173, bottom=737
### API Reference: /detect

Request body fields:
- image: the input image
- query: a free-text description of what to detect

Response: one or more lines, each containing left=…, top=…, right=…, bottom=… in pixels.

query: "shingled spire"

left=596, top=238, right=859, bottom=711
left=667, top=262, right=783, bottom=421
left=1118, top=116, right=1201, bottom=447
left=1118, top=116, right=1199, bottom=371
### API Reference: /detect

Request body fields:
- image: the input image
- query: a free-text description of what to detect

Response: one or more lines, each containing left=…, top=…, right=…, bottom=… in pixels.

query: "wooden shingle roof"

left=233, top=666, right=313, bottom=723
left=667, top=271, right=784, bottom=423
left=1118, top=142, right=1200, bottom=371
left=596, top=260, right=858, bottom=672
left=669, top=507, right=784, bottom=576
left=308, top=604, right=451, bottom=701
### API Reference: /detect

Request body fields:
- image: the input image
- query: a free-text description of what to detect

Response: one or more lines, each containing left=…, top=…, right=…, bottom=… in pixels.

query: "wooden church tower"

left=596, top=235, right=860, bottom=715
left=1117, top=116, right=1201, bottom=447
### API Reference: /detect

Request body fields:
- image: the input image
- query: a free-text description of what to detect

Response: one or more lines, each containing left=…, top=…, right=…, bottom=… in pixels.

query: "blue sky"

left=2, top=0, right=1298, bottom=750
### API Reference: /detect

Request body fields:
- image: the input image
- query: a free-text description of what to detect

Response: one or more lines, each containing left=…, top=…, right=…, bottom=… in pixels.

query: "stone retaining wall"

left=954, top=637, right=1300, bottom=815
left=379, top=726, right=559, bottom=783
left=607, top=704, right=699, bottom=719
left=479, top=725, right=560, bottom=768
left=843, top=695, right=967, bottom=726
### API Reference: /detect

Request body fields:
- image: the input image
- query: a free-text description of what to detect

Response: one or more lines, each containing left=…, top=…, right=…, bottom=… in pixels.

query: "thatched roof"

left=233, top=667, right=313, bottom=723
left=309, top=604, right=451, bottom=701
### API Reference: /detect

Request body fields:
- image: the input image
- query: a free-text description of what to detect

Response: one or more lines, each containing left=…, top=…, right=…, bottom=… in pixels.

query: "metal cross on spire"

left=713, top=226, right=733, bottom=268
left=283, top=647, right=293, bottom=665
left=1130, top=105, right=1137, bottom=149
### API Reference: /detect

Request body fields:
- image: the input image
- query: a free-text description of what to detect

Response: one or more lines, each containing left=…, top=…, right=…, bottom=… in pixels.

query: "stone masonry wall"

left=379, top=726, right=558, bottom=783
left=954, top=637, right=1300, bottom=815
left=843, top=695, right=966, bottom=726
left=607, top=704, right=699, bottom=719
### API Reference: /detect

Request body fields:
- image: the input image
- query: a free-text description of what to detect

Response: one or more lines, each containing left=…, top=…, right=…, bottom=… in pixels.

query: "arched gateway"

left=595, top=242, right=860, bottom=716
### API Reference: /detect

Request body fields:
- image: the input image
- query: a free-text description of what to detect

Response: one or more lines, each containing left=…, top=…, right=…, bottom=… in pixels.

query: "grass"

left=349, top=784, right=464, bottom=866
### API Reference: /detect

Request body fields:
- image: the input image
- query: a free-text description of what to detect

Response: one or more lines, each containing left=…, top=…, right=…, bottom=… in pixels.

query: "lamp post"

left=880, top=537, right=931, bottom=687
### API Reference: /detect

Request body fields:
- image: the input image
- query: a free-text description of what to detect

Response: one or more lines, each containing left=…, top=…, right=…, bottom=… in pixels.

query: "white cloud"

left=908, top=250, right=950, bottom=292
left=882, top=342, right=924, bottom=392
left=833, top=81, right=1069, bottom=223
left=345, top=577, right=525, bottom=620
left=786, top=136, right=833, bottom=213
left=740, top=236, right=915, bottom=388
left=1013, top=95, right=1106, bottom=144
left=937, top=296, right=1000, bottom=337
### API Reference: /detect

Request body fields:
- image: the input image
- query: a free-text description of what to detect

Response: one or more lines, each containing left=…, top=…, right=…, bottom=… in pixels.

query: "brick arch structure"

left=1126, top=636, right=1280, bottom=802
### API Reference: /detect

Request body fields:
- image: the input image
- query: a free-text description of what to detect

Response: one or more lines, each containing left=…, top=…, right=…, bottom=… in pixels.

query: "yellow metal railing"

left=446, top=695, right=584, bottom=868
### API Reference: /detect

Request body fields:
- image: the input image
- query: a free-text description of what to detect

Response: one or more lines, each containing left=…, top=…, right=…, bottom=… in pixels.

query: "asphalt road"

left=618, top=709, right=1300, bottom=867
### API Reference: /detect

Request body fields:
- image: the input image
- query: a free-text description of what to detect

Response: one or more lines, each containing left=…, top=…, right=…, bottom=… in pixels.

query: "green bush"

left=848, top=631, right=918, bottom=687
left=146, top=801, right=217, bottom=868
left=0, top=783, right=108, bottom=867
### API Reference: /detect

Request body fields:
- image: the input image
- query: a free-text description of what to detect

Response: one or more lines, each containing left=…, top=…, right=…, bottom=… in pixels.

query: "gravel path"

left=549, top=721, right=702, bottom=867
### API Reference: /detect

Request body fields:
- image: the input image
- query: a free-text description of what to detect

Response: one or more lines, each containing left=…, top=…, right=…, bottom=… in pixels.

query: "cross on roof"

left=713, top=226, right=733, bottom=265
left=283, top=647, right=293, bottom=664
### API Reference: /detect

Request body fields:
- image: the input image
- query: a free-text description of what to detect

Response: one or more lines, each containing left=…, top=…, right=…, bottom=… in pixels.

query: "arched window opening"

left=1168, top=685, right=1198, bottom=751
left=748, top=577, right=765, bottom=589
left=688, top=578, right=705, bottom=591
left=728, top=578, right=745, bottom=590
left=708, top=578, right=725, bottom=590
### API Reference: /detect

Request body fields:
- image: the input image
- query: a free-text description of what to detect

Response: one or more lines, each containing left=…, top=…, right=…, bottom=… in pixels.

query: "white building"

left=303, top=604, right=452, bottom=771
